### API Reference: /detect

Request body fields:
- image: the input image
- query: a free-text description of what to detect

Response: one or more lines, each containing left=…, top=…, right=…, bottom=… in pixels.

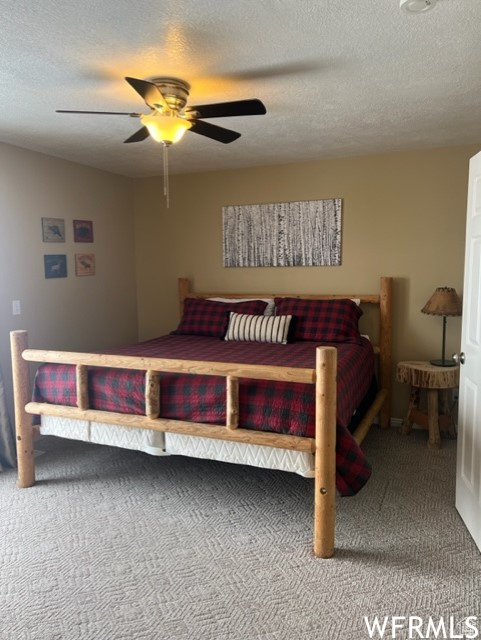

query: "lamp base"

left=430, top=358, right=456, bottom=367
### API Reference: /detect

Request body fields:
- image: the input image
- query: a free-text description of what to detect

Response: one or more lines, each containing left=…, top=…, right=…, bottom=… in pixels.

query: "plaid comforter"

left=33, top=334, right=376, bottom=496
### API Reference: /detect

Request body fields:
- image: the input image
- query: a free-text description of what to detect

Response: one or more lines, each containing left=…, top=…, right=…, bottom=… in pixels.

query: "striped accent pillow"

left=224, top=312, right=292, bottom=344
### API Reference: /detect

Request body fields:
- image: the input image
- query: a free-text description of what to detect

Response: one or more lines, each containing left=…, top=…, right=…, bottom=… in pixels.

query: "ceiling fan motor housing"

left=151, top=77, right=191, bottom=112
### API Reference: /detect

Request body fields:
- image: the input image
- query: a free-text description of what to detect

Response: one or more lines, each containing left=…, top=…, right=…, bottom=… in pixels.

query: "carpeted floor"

left=0, top=427, right=479, bottom=640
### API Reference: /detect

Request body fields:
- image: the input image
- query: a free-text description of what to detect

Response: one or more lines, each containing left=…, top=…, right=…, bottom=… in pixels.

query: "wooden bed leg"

left=314, top=346, right=337, bottom=558
left=10, top=330, right=35, bottom=488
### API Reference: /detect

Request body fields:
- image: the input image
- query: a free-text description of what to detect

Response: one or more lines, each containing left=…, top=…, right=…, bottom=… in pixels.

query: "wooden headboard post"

left=379, top=277, right=393, bottom=428
left=178, top=277, right=191, bottom=318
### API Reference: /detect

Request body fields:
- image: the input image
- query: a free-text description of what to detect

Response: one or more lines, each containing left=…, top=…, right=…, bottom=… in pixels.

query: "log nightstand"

left=396, top=361, right=459, bottom=449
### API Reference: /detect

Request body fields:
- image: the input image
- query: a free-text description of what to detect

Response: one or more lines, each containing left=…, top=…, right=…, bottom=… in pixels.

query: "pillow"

left=224, top=312, right=292, bottom=344
left=208, top=297, right=275, bottom=316
left=172, top=298, right=268, bottom=338
left=274, top=297, right=362, bottom=343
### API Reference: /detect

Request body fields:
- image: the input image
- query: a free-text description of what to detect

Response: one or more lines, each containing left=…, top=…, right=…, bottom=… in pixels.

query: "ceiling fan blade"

left=220, top=60, right=323, bottom=82
left=189, top=120, right=241, bottom=144
left=186, top=99, right=266, bottom=119
left=125, top=76, right=168, bottom=111
left=123, top=127, right=150, bottom=144
left=56, top=110, right=140, bottom=117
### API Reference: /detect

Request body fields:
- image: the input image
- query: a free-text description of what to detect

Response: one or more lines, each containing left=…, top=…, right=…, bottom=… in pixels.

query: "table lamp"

left=421, top=287, right=462, bottom=367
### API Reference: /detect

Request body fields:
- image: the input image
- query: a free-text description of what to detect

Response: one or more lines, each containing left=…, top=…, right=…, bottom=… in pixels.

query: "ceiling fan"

left=56, top=76, right=267, bottom=146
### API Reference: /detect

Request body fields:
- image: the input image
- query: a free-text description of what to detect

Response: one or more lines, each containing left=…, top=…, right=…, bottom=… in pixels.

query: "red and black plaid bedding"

left=33, top=334, right=376, bottom=496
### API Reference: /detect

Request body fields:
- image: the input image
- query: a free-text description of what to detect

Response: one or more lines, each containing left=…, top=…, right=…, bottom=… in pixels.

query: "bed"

left=10, top=276, right=393, bottom=557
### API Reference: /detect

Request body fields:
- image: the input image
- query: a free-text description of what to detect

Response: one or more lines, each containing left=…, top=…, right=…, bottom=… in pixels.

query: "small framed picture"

left=44, top=255, right=67, bottom=279
left=73, top=219, right=94, bottom=242
left=42, top=217, right=65, bottom=242
left=75, top=253, right=95, bottom=276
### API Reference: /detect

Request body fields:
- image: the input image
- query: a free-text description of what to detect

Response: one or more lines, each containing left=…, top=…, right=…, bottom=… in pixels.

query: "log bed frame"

left=10, top=276, right=392, bottom=558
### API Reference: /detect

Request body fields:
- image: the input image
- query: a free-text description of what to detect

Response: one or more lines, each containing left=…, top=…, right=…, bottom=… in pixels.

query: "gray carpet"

left=1, top=427, right=479, bottom=640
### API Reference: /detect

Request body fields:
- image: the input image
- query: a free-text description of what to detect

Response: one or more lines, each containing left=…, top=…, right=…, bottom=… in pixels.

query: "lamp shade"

left=421, top=287, right=462, bottom=317
left=140, top=112, right=192, bottom=144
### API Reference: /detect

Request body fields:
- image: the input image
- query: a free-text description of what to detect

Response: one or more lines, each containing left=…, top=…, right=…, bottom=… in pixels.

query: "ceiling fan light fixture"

left=400, top=0, right=437, bottom=13
left=57, top=75, right=266, bottom=209
left=140, top=112, right=192, bottom=144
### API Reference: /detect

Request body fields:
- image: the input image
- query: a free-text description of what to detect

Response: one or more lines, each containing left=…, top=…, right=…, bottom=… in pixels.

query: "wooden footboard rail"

left=10, top=330, right=337, bottom=558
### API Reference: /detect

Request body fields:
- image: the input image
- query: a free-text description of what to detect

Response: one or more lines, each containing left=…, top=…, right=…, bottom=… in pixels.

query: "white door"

left=456, top=150, right=481, bottom=552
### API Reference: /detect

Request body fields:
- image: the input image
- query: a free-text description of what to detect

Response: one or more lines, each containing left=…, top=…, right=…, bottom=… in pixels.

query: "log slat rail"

left=145, top=370, right=161, bottom=419
left=226, top=376, right=239, bottom=430
left=10, top=330, right=336, bottom=558
left=76, top=365, right=89, bottom=411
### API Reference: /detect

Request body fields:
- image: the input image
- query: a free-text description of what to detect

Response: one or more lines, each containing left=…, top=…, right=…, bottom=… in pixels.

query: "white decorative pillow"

left=224, top=312, right=292, bottom=344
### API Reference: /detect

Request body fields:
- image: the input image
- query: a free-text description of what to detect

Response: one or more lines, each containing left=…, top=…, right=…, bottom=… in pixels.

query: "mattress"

left=39, top=415, right=167, bottom=456
left=34, top=333, right=375, bottom=495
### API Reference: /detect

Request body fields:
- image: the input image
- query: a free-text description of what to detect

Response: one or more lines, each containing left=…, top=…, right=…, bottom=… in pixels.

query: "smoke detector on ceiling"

left=400, top=0, right=437, bottom=13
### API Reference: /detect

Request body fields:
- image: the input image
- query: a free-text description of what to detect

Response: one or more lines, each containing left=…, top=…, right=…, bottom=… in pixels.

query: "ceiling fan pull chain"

left=163, top=142, right=170, bottom=208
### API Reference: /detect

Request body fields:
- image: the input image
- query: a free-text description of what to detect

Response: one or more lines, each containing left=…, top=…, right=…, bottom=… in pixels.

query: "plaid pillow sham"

left=172, top=298, right=268, bottom=338
left=274, top=297, right=363, bottom=343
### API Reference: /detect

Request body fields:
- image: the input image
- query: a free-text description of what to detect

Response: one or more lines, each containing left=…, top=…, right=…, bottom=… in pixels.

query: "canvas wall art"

left=75, top=253, right=95, bottom=276
left=44, top=254, right=67, bottom=278
left=222, top=199, right=342, bottom=267
left=73, top=219, right=94, bottom=242
left=42, top=217, right=65, bottom=242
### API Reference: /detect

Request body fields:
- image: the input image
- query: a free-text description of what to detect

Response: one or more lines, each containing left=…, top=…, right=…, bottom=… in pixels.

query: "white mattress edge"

left=39, top=416, right=315, bottom=477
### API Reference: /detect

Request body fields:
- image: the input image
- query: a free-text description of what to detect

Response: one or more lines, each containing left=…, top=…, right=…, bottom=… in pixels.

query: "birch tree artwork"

left=223, top=199, right=342, bottom=267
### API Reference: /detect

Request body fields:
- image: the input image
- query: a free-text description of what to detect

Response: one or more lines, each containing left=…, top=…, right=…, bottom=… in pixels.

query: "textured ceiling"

left=1, top=0, right=481, bottom=178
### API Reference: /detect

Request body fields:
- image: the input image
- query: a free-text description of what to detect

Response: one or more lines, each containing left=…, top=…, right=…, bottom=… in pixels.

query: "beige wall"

left=0, top=143, right=138, bottom=419
left=1, top=141, right=477, bottom=427
left=134, top=144, right=481, bottom=419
